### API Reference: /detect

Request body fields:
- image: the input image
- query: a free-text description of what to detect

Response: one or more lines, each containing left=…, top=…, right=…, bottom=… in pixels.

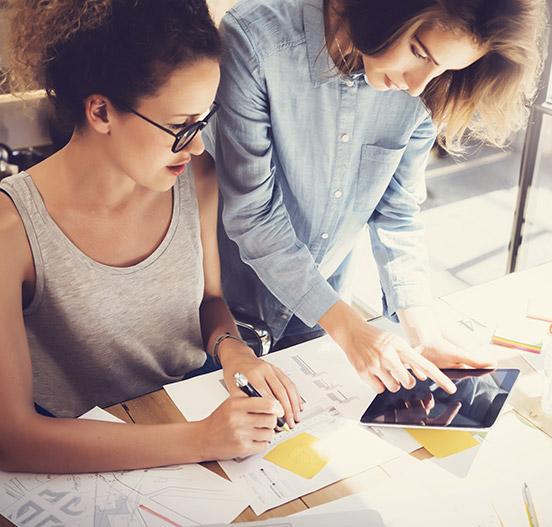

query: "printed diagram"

left=0, top=472, right=139, bottom=527
left=113, top=465, right=248, bottom=525
left=1, top=464, right=248, bottom=527
left=162, top=336, right=401, bottom=516
left=219, top=400, right=402, bottom=515
left=283, top=348, right=365, bottom=412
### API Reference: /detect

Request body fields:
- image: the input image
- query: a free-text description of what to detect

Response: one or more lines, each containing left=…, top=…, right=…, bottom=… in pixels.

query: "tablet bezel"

left=360, top=368, right=520, bottom=431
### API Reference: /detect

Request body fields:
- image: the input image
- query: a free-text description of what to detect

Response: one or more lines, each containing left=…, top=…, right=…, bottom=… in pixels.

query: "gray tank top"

left=0, top=170, right=206, bottom=417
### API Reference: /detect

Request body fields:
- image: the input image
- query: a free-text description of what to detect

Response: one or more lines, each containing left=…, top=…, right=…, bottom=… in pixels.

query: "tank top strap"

left=0, top=172, right=49, bottom=314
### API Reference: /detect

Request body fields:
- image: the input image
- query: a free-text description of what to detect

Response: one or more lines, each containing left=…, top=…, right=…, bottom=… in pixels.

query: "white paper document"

left=382, top=411, right=552, bottom=526
left=0, top=407, right=250, bottom=526
left=165, top=335, right=377, bottom=422
left=221, top=404, right=403, bottom=514
left=443, top=264, right=552, bottom=330
left=164, top=337, right=407, bottom=515
left=443, top=264, right=552, bottom=371
left=295, top=486, right=501, bottom=526
left=205, top=510, right=384, bottom=526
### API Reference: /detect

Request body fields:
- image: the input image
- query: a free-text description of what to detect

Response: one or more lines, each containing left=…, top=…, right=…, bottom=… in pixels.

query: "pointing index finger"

left=407, top=352, right=457, bottom=394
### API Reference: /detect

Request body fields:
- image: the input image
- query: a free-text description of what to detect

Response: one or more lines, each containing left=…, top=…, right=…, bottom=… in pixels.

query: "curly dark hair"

left=7, top=0, right=221, bottom=129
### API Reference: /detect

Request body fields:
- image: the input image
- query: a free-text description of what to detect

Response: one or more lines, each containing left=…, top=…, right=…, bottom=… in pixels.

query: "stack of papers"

left=218, top=403, right=403, bottom=514
left=0, top=407, right=250, bottom=526
left=164, top=336, right=407, bottom=515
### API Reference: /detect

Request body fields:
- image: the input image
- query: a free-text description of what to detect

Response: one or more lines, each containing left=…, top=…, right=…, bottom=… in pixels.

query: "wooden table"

left=2, top=265, right=551, bottom=526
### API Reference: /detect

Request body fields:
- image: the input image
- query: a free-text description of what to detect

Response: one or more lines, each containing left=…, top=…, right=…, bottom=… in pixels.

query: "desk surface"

left=96, top=356, right=552, bottom=523
left=2, top=264, right=551, bottom=526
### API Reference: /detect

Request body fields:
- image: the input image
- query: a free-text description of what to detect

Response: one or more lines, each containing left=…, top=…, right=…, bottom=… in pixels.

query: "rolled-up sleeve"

left=216, top=13, right=339, bottom=327
left=368, top=112, right=436, bottom=320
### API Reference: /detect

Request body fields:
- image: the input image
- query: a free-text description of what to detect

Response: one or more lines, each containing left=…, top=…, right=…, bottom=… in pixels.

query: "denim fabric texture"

left=206, top=0, right=436, bottom=340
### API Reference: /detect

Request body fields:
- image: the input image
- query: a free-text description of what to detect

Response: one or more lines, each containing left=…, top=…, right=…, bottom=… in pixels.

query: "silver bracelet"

left=211, top=332, right=246, bottom=366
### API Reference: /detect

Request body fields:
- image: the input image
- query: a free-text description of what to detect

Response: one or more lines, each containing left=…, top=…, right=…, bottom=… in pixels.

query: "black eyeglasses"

left=119, top=101, right=219, bottom=153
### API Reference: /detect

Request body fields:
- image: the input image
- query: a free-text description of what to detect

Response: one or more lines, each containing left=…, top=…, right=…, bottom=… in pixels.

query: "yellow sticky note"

left=407, top=428, right=479, bottom=458
left=264, top=432, right=329, bottom=479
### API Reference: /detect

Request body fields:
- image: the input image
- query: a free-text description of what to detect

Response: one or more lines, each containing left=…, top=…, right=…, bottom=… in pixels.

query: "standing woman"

left=0, top=0, right=301, bottom=474
left=213, top=0, right=548, bottom=405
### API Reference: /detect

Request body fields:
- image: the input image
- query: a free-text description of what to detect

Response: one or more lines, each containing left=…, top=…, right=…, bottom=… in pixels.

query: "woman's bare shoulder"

left=0, top=190, right=34, bottom=281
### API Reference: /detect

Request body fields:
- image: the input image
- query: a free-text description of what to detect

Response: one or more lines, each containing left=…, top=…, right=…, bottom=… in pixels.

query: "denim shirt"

left=208, top=0, right=436, bottom=340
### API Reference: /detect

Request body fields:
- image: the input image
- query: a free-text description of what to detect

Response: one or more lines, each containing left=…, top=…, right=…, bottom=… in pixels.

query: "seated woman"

left=0, top=0, right=300, bottom=474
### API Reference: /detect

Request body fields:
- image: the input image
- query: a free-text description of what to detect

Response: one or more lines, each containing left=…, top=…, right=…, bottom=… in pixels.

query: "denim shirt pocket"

left=353, top=143, right=407, bottom=213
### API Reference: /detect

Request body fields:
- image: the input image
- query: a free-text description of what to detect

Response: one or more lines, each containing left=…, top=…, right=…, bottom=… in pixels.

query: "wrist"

left=217, top=338, right=255, bottom=367
left=166, top=421, right=209, bottom=464
left=319, top=300, right=360, bottom=344
left=397, top=306, right=440, bottom=347
left=192, top=420, right=211, bottom=462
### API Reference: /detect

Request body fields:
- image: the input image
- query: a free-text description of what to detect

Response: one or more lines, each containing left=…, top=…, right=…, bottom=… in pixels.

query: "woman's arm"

left=193, top=153, right=243, bottom=353
left=215, top=13, right=340, bottom=329
left=193, top=153, right=302, bottom=427
left=0, top=193, right=204, bottom=472
left=0, top=192, right=281, bottom=473
left=366, top=113, right=492, bottom=372
left=319, top=113, right=475, bottom=393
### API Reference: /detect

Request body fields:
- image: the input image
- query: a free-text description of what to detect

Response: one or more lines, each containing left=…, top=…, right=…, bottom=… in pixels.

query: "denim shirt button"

left=334, top=189, right=343, bottom=199
left=346, top=79, right=354, bottom=87
left=320, top=232, right=329, bottom=239
left=340, top=133, right=350, bottom=143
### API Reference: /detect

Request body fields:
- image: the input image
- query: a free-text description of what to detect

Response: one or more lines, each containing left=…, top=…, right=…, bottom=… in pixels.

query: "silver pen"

left=234, top=372, right=290, bottom=432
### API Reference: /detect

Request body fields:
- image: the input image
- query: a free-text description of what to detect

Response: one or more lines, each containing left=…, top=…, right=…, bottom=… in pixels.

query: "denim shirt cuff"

left=382, top=283, right=432, bottom=322
left=292, top=276, right=340, bottom=328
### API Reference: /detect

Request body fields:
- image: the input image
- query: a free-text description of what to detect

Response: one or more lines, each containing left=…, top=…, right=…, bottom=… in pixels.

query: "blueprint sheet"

left=0, top=407, right=250, bottom=526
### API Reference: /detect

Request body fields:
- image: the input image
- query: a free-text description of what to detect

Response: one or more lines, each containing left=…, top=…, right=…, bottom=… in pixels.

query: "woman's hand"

left=218, top=340, right=303, bottom=428
left=415, top=335, right=496, bottom=369
left=197, top=395, right=284, bottom=461
left=320, top=301, right=457, bottom=394
left=397, top=305, right=497, bottom=370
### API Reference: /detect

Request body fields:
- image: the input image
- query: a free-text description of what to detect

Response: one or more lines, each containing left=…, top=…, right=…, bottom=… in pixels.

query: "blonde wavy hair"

left=331, top=0, right=549, bottom=153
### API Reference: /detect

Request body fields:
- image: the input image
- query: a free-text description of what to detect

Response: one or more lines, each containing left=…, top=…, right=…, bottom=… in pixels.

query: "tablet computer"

left=360, top=368, right=519, bottom=431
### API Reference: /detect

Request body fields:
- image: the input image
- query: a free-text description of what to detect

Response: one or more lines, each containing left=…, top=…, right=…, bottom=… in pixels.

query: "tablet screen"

left=360, top=368, right=519, bottom=429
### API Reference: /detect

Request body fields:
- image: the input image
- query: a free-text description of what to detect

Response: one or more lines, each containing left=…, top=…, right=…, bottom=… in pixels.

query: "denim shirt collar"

left=303, top=0, right=339, bottom=87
